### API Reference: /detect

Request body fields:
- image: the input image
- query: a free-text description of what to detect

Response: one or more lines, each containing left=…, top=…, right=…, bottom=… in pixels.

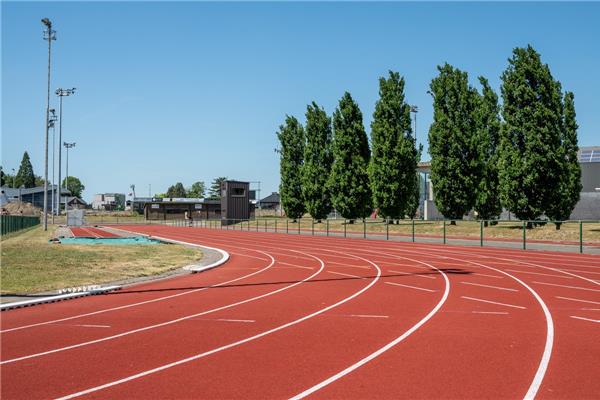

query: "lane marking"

left=581, top=308, right=600, bottom=311
left=555, top=296, right=600, bottom=305
left=290, top=261, right=450, bottom=400
left=555, top=268, right=600, bottom=275
left=215, top=319, right=255, bottom=323
left=55, top=251, right=382, bottom=400
left=49, top=324, right=112, bottom=329
left=384, top=281, right=436, bottom=292
left=460, top=281, right=518, bottom=292
left=461, top=296, right=526, bottom=309
left=471, top=311, right=509, bottom=315
left=327, top=271, right=363, bottom=279
left=505, top=269, right=573, bottom=279
left=326, top=314, right=390, bottom=319
left=389, top=270, right=436, bottom=279
left=327, top=261, right=370, bottom=270
left=532, top=281, right=600, bottom=293
left=570, top=316, right=600, bottom=324
left=277, top=261, right=313, bottom=270
left=472, top=272, right=504, bottom=279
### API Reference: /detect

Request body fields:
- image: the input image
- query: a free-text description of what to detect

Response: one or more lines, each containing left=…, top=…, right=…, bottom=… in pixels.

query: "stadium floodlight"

left=42, top=18, right=56, bottom=231
left=410, top=105, right=419, bottom=156
left=49, top=109, right=58, bottom=222
left=63, top=142, right=76, bottom=211
left=56, top=88, right=76, bottom=215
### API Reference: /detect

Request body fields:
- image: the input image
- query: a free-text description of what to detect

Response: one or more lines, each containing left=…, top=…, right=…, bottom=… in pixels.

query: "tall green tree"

left=208, top=177, right=227, bottom=199
left=474, top=77, right=503, bottom=224
left=0, top=166, right=5, bottom=186
left=187, top=181, right=206, bottom=198
left=16, top=152, right=35, bottom=188
left=328, top=92, right=372, bottom=222
left=301, top=102, right=333, bottom=222
left=61, top=176, right=85, bottom=198
left=405, top=172, right=421, bottom=219
left=368, top=71, right=417, bottom=221
left=546, top=92, right=582, bottom=228
left=428, top=64, right=481, bottom=223
left=277, top=115, right=305, bottom=220
left=166, top=182, right=187, bottom=198
left=499, top=45, right=565, bottom=224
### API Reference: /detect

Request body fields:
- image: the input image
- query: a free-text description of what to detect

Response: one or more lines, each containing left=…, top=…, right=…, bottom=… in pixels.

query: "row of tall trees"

left=278, top=71, right=420, bottom=222
left=429, top=45, right=581, bottom=228
left=279, top=45, right=581, bottom=228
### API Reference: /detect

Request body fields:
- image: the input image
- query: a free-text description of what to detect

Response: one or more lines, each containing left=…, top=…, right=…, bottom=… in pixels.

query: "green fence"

left=1, top=215, right=40, bottom=236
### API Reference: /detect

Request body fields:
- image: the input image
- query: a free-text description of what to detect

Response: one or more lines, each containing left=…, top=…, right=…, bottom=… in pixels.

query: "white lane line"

left=384, top=281, right=436, bottom=292
left=532, top=281, right=600, bottom=293
left=460, top=281, right=518, bottom=292
left=570, top=316, right=600, bottom=324
left=215, top=319, right=255, bottom=323
left=328, top=271, right=363, bottom=279
left=50, top=324, right=112, bottom=329
left=461, top=296, right=526, bottom=309
left=1, top=250, right=316, bottom=365
left=389, top=270, right=436, bottom=279
left=55, top=252, right=382, bottom=400
left=555, top=296, right=600, bottom=305
left=471, top=311, right=509, bottom=315
left=349, top=314, right=389, bottom=319
left=472, top=272, right=504, bottom=279
left=290, top=262, right=450, bottom=400
left=277, top=261, right=313, bottom=270
left=555, top=268, right=600, bottom=275
left=581, top=308, right=600, bottom=311
left=327, top=261, right=370, bottom=269
left=505, top=270, right=574, bottom=279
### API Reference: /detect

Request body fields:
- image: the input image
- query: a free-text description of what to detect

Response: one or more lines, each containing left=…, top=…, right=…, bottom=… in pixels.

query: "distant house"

left=64, top=196, right=87, bottom=210
left=92, top=193, right=125, bottom=211
left=259, top=192, right=280, bottom=211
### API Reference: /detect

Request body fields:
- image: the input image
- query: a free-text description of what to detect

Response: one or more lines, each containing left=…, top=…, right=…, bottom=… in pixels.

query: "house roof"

left=1, top=185, right=69, bottom=197
left=260, top=192, right=280, bottom=203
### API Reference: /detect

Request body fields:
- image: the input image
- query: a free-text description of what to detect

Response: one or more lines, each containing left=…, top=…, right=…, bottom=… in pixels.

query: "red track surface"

left=70, top=227, right=119, bottom=238
left=2, top=226, right=599, bottom=399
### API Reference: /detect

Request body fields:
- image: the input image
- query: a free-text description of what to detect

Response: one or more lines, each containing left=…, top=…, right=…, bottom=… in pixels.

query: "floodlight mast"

left=56, top=87, right=76, bottom=215
left=42, top=18, right=56, bottom=230
left=410, top=105, right=419, bottom=156
left=48, top=109, right=58, bottom=223
left=64, top=142, right=76, bottom=211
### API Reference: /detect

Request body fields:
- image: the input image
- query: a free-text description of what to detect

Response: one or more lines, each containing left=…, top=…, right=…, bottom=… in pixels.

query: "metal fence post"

left=298, top=218, right=301, bottom=235
left=326, top=219, right=329, bottom=237
left=523, top=221, right=526, bottom=250
left=312, top=219, right=314, bottom=236
left=363, top=220, right=366, bottom=239
left=344, top=221, right=347, bottom=238
left=256, top=219, right=259, bottom=232
left=580, top=220, right=583, bottom=254
left=286, top=219, right=289, bottom=234
left=480, top=220, right=484, bottom=247
left=412, top=219, right=415, bottom=242
left=386, top=220, right=389, bottom=240
left=265, top=220, right=267, bottom=232
left=275, top=220, right=277, bottom=233
left=443, top=220, right=446, bottom=244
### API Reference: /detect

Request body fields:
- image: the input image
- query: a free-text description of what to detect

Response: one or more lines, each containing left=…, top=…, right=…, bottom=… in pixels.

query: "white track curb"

left=1, top=286, right=122, bottom=311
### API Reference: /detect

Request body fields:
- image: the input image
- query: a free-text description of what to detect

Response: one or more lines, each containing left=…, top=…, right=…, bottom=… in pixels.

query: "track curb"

left=0, top=286, right=122, bottom=312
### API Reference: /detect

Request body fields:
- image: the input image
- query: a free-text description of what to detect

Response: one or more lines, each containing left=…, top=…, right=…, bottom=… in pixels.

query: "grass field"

left=0, top=226, right=202, bottom=294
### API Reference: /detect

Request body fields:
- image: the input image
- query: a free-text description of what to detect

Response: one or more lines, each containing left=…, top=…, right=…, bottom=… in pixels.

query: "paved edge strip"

left=0, top=286, right=122, bottom=312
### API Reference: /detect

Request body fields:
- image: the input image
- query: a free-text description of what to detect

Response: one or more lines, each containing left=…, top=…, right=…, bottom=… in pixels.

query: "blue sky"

left=2, top=2, right=599, bottom=202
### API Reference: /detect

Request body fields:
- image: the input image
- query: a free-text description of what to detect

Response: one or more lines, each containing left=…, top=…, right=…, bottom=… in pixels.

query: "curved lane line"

left=54, top=250, right=381, bottom=400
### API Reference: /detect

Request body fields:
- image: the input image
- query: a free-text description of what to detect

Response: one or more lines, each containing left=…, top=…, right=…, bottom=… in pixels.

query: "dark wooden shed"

left=221, top=180, right=254, bottom=225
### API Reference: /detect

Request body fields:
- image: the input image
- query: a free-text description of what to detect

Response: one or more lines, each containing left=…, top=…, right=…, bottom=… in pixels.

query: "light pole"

left=410, top=105, right=419, bottom=150
left=64, top=142, right=76, bottom=211
left=12, top=168, right=15, bottom=188
left=48, top=109, right=58, bottom=223
left=42, top=18, right=56, bottom=231
left=56, top=88, right=76, bottom=215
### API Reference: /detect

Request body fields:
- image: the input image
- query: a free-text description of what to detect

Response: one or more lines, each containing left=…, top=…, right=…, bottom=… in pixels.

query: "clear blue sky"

left=2, top=2, right=599, bottom=202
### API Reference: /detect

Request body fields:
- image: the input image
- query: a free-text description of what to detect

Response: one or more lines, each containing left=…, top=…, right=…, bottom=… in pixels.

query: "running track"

left=1, top=225, right=599, bottom=399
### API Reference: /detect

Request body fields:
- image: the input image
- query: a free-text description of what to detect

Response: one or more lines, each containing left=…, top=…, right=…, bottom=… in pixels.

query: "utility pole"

left=64, top=142, right=76, bottom=211
left=56, top=88, right=76, bottom=215
left=410, top=105, right=419, bottom=153
left=48, top=109, right=57, bottom=223
left=130, top=184, right=136, bottom=212
left=12, top=168, right=15, bottom=188
left=42, top=18, right=56, bottom=231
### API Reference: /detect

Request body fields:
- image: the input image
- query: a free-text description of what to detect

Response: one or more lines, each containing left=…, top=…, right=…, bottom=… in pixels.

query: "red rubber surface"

left=70, top=227, right=119, bottom=238
left=2, top=226, right=599, bottom=399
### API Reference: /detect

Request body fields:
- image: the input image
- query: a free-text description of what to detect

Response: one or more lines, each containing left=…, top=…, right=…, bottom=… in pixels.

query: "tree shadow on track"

left=102, top=268, right=472, bottom=296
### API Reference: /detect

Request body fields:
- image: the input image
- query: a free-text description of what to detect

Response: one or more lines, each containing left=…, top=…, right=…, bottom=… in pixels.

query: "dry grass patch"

left=1, top=226, right=202, bottom=294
